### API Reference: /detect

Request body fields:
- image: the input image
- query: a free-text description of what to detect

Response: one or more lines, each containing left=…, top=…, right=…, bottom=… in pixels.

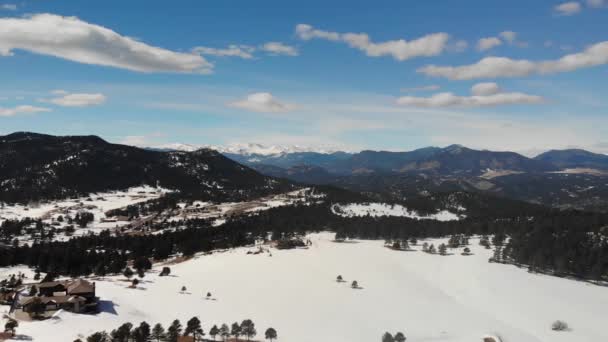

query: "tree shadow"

left=11, top=334, right=33, bottom=341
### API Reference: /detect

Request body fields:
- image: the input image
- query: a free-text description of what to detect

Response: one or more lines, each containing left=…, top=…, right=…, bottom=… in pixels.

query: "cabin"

left=15, top=279, right=98, bottom=316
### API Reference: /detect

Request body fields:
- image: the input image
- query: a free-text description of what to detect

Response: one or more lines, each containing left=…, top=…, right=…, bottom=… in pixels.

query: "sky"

left=0, top=0, right=607, bottom=155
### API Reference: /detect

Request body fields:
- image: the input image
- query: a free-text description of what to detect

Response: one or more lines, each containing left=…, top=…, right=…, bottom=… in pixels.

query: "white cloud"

left=477, top=37, right=502, bottom=51
left=555, top=2, right=582, bottom=15
left=42, top=91, right=107, bottom=107
left=192, top=45, right=255, bottom=59
left=260, top=42, right=299, bottom=56
left=0, top=13, right=212, bottom=73
left=1, top=4, right=17, bottom=10
left=396, top=82, right=544, bottom=107
left=471, top=82, right=502, bottom=96
left=0, top=105, right=51, bottom=117
left=499, top=31, right=517, bottom=44
left=587, top=0, right=607, bottom=7
left=295, top=24, right=449, bottom=61
left=229, top=92, right=296, bottom=113
left=400, top=85, right=441, bottom=92
left=418, top=40, right=608, bottom=79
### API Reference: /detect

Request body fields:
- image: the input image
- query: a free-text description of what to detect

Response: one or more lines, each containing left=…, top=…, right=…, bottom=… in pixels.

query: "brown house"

left=17, top=279, right=98, bottom=315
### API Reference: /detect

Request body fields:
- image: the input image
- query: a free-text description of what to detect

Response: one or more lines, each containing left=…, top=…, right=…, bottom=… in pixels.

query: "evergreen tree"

left=240, top=319, right=256, bottom=341
left=219, top=324, right=230, bottom=341
left=438, top=243, right=447, bottom=256
left=209, top=325, right=219, bottom=341
left=351, top=280, right=359, bottom=289
left=167, top=319, right=182, bottom=342
left=4, top=318, right=18, bottom=336
left=133, top=321, right=150, bottom=342
left=151, top=323, right=165, bottom=342
left=265, top=327, right=277, bottom=341
left=336, top=275, right=343, bottom=282
left=185, top=316, right=204, bottom=339
left=111, top=322, right=133, bottom=342
left=231, top=322, right=242, bottom=340
left=382, top=332, right=394, bottom=342
left=394, top=332, right=406, bottom=342
left=86, top=332, right=109, bottom=342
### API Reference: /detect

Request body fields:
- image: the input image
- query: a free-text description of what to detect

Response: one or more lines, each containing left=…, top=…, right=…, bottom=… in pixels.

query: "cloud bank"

left=0, top=105, right=51, bottom=117
left=396, top=82, right=544, bottom=107
left=0, top=13, right=212, bottom=73
left=295, top=24, right=449, bottom=61
left=43, top=90, right=107, bottom=107
left=418, top=41, right=608, bottom=79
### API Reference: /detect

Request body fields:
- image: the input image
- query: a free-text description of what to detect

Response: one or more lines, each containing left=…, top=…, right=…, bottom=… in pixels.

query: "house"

left=15, top=279, right=98, bottom=316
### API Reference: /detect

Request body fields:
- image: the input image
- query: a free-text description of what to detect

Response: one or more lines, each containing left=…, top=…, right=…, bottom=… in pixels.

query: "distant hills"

left=0, top=132, right=290, bottom=203
left=221, top=143, right=608, bottom=212
left=534, top=149, right=608, bottom=170
left=3, top=132, right=608, bottom=212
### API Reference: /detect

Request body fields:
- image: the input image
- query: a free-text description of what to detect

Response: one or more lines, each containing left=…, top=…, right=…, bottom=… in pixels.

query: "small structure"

left=14, top=279, right=98, bottom=317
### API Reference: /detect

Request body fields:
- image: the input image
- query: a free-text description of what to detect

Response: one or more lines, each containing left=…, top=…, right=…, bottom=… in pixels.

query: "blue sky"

left=0, top=0, right=607, bottom=154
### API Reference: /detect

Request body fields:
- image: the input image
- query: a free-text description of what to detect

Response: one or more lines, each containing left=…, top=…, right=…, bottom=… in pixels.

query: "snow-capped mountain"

left=149, top=142, right=346, bottom=156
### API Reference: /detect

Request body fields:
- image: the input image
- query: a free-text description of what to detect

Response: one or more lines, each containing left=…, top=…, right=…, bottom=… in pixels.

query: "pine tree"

left=185, top=316, right=204, bottom=339
left=151, top=323, right=165, bottom=342
left=219, top=324, right=230, bottom=341
left=111, top=322, right=133, bottom=342
left=394, top=331, right=406, bottom=342
left=438, top=243, right=447, bottom=256
left=231, top=322, right=242, bottom=340
left=167, top=320, right=182, bottom=342
left=209, top=325, right=219, bottom=341
left=351, top=280, right=359, bottom=289
left=134, top=321, right=150, bottom=342
left=240, top=319, right=256, bottom=340
left=265, top=327, right=277, bottom=341
left=4, top=318, right=18, bottom=336
left=382, top=332, right=394, bottom=342
left=336, top=275, right=343, bottom=282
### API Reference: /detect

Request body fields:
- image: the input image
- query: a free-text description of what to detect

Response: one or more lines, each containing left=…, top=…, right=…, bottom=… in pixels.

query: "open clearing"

left=2, top=233, right=607, bottom=342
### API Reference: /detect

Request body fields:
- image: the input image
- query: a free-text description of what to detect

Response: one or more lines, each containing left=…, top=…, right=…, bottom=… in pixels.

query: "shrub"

left=552, top=320, right=569, bottom=331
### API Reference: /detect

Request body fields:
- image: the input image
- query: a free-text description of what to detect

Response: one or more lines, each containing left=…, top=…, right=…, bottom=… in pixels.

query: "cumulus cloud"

left=396, top=82, right=544, bottom=107
left=0, top=105, right=51, bottom=117
left=229, top=92, right=296, bottom=113
left=260, top=42, right=299, bottom=56
left=1, top=4, right=17, bottom=10
left=555, top=2, right=582, bottom=15
left=192, top=45, right=255, bottom=59
left=41, top=90, right=107, bottom=107
left=0, top=13, right=212, bottom=73
left=477, top=37, right=502, bottom=51
left=471, top=82, right=502, bottom=96
left=499, top=31, right=517, bottom=44
left=295, top=24, right=449, bottom=61
left=418, top=40, right=608, bottom=79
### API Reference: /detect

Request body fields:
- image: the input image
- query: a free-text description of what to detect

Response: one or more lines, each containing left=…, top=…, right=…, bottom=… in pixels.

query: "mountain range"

left=2, top=132, right=608, bottom=212
left=0, top=132, right=289, bottom=203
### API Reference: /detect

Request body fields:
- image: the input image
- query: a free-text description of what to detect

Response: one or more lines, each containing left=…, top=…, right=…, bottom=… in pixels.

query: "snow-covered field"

left=332, top=202, right=462, bottom=221
left=2, top=233, right=606, bottom=342
left=0, top=186, right=170, bottom=241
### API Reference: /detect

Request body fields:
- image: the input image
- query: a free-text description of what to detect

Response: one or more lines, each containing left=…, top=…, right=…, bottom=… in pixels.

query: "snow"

left=332, top=203, right=462, bottom=221
left=0, top=186, right=171, bottom=241
left=3, top=233, right=606, bottom=342
left=167, top=188, right=319, bottom=223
